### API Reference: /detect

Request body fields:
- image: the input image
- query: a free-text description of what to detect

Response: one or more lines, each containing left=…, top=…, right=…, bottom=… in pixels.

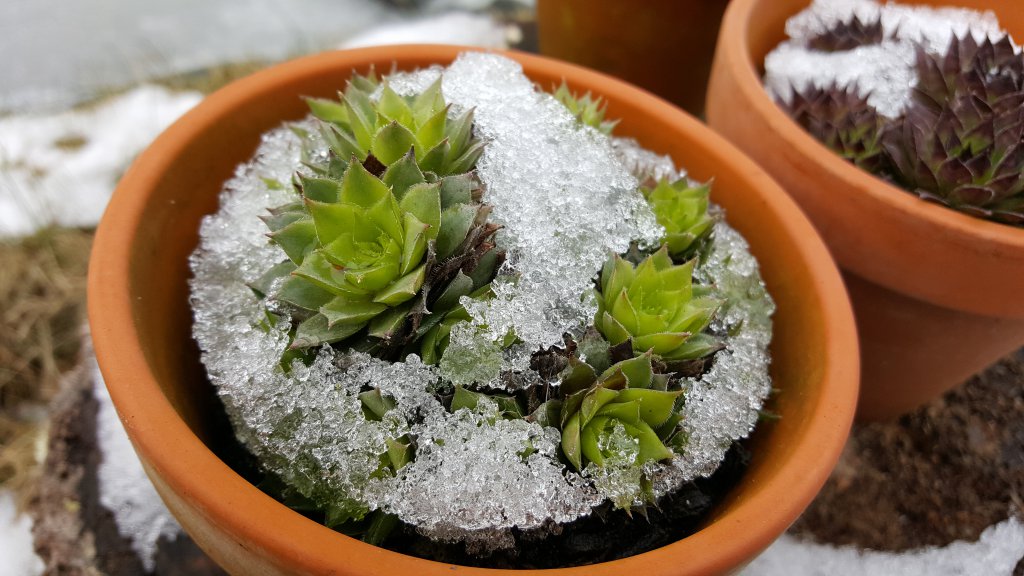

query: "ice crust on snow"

left=190, top=52, right=774, bottom=547
left=742, top=515, right=1024, bottom=576
left=764, top=0, right=1010, bottom=118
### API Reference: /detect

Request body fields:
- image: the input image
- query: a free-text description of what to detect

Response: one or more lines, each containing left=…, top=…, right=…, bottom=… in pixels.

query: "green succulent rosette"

left=552, top=353, right=682, bottom=472
left=595, top=246, right=723, bottom=362
left=305, top=71, right=484, bottom=177
left=641, top=177, right=717, bottom=258
left=255, top=74, right=505, bottom=359
left=260, top=156, right=501, bottom=354
left=553, top=81, right=619, bottom=135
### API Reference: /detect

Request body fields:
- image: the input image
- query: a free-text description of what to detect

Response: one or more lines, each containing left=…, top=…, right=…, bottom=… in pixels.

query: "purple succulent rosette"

left=766, top=0, right=1024, bottom=225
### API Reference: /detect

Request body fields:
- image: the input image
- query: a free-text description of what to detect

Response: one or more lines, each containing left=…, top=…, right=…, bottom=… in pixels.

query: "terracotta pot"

left=707, top=0, right=1024, bottom=421
left=88, top=45, right=857, bottom=575
left=537, top=0, right=728, bottom=116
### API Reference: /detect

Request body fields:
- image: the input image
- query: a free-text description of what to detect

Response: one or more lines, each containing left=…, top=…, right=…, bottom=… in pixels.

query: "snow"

left=92, top=351, right=181, bottom=571
left=743, top=516, right=1024, bottom=576
left=0, top=85, right=201, bottom=237
left=0, top=0, right=393, bottom=114
left=764, top=0, right=1010, bottom=118
left=338, top=12, right=512, bottom=50
left=189, top=53, right=774, bottom=546
left=0, top=490, right=43, bottom=576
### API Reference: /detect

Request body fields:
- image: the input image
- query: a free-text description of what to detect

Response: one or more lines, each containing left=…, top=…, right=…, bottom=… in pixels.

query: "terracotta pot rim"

left=89, top=45, right=858, bottom=575
left=718, top=0, right=1024, bottom=265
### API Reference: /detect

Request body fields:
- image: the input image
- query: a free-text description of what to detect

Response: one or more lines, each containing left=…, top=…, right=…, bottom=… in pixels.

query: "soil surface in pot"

left=791, top=349, right=1024, bottom=551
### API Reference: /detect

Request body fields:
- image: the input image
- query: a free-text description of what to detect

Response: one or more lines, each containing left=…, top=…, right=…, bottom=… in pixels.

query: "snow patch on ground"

left=0, top=490, right=43, bottom=576
left=0, top=85, right=201, bottom=237
left=743, top=516, right=1024, bottom=576
left=339, top=12, right=512, bottom=50
left=92, top=354, right=181, bottom=572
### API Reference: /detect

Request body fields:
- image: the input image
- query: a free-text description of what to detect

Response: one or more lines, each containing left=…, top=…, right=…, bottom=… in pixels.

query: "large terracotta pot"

left=88, top=45, right=857, bottom=575
left=537, top=0, right=729, bottom=116
left=707, top=0, right=1024, bottom=421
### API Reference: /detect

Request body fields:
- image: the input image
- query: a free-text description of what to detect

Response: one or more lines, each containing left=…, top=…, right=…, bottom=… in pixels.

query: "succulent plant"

left=553, top=81, right=619, bottom=135
left=783, top=84, right=892, bottom=175
left=554, top=353, right=682, bottom=472
left=641, top=177, right=716, bottom=258
left=323, top=388, right=410, bottom=543
left=305, top=71, right=484, bottom=177
left=805, top=15, right=887, bottom=52
left=785, top=33, right=1024, bottom=226
left=881, top=35, right=1024, bottom=224
left=260, top=142, right=502, bottom=358
left=595, top=246, right=722, bottom=362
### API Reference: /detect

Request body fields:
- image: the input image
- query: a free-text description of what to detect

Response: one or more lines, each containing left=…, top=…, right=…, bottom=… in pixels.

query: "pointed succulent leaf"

left=561, top=413, right=583, bottom=470
left=260, top=204, right=306, bottom=233
left=320, top=297, right=388, bottom=328
left=340, top=159, right=391, bottom=209
left=277, top=274, right=335, bottom=311
left=416, top=106, right=449, bottom=154
left=299, top=175, right=342, bottom=203
left=614, top=388, right=683, bottom=428
left=436, top=203, right=477, bottom=259
left=439, top=172, right=476, bottom=208
left=385, top=438, right=412, bottom=470
left=432, top=271, right=474, bottom=313
left=291, top=314, right=364, bottom=349
left=381, top=150, right=426, bottom=200
left=305, top=97, right=349, bottom=124
left=269, top=218, right=318, bottom=265
left=372, top=264, right=426, bottom=306
left=248, top=260, right=296, bottom=299
left=377, top=84, right=414, bottom=127
left=367, top=302, right=412, bottom=339
left=399, top=182, right=442, bottom=240
left=359, top=388, right=396, bottom=421
left=371, top=122, right=417, bottom=166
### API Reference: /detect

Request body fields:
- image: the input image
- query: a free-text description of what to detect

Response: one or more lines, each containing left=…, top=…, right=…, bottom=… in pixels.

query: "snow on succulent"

left=190, top=52, right=774, bottom=555
left=767, top=0, right=1024, bottom=226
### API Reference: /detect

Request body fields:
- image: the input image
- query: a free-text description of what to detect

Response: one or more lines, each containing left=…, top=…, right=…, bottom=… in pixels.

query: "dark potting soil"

left=378, top=442, right=751, bottom=569
left=791, top=349, right=1024, bottom=551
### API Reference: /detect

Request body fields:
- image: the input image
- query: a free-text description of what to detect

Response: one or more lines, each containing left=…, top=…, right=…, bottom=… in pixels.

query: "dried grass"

left=0, top=227, right=93, bottom=504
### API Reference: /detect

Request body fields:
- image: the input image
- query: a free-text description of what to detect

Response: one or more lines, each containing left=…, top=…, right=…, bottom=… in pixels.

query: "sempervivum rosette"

left=767, top=0, right=1024, bottom=225
left=190, top=52, right=774, bottom=560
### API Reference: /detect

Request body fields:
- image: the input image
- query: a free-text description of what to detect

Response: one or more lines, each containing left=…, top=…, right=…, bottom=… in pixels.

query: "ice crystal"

left=190, top=52, right=775, bottom=548
left=765, top=0, right=1008, bottom=118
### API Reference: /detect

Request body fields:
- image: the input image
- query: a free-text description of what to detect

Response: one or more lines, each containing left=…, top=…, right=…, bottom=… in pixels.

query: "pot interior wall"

left=126, top=50, right=839, bottom=540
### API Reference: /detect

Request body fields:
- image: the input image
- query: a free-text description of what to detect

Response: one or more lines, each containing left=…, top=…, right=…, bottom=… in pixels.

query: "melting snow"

left=764, top=0, right=1010, bottom=118
left=190, top=52, right=774, bottom=547
left=743, top=516, right=1024, bottom=576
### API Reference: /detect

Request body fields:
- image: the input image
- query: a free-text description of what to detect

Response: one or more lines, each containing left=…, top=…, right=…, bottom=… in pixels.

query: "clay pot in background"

left=706, top=0, right=1024, bottom=421
left=89, top=45, right=858, bottom=575
left=537, top=0, right=728, bottom=116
